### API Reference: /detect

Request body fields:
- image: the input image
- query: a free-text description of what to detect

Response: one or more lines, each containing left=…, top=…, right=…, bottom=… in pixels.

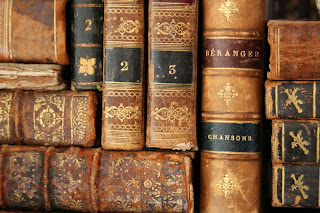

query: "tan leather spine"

left=201, top=0, right=265, bottom=212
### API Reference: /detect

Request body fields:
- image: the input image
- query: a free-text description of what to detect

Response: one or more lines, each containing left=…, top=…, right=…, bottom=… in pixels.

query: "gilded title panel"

left=71, top=96, right=88, bottom=143
left=0, top=91, right=12, bottom=140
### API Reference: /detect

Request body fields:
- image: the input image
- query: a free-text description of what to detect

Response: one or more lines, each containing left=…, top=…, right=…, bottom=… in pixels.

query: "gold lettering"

left=233, top=51, right=238, bottom=57
left=217, top=50, right=222, bottom=56
left=224, top=135, right=229, bottom=140
left=248, top=136, right=252, bottom=141
left=85, top=19, right=92, bottom=31
left=225, top=50, right=230, bottom=56
left=213, top=134, right=218, bottom=140
left=208, top=134, right=212, bottom=140
left=219, top=135, right=223, bottom=140
left=236, top=136, right=241, bottom=141
left=240, top=51, right=246, bottom=57
left=255, top=51, right=260, bottom=57
left=248, top=51, right=253, bottom=57
left=169, top=65, right=176, bottom=75
left=211, top=49, right=216, bottom=56
left=120, top=61, right=128, bottom=71
left=242, top=136, right=247, bottom=141
left=231, top=135, right=235, bottom=141
left=205, top=50, right=210, bottom=56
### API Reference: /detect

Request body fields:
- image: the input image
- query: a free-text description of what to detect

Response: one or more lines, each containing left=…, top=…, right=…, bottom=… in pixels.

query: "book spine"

left=147, top=0, right=198, bottom=150
left=265, top=80, right=320, bottom=119
left=70, top=0, right=104, bottom=91
left=273, top=163, right=320, bottom=208
left=0, top=90, right=97, bottom=147
left=0, top=145, right=193, bottom=212
left=268, top=20, right=320, bottom=80
left=200, top=0, right=265, bottom=212
left=102, top=0, right=145, bottom=150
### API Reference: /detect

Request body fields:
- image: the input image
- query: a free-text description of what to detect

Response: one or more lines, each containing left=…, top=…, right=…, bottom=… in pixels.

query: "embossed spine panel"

left=268, top=21, right=320, bottom=80
left=147, top=0, right=198, bottom=150
left=272, top=163, right=320, bottom=208
left=70, top=0, right=103, bottom=91
left=265, top=80, right=320, bottom=119
left=0, top=145, right=194, bottom=212
left=0, top=0, right=68, bottom=64
left=102, top=0, right=145, bottom=150
left=201, top=0, right=265, bottom=212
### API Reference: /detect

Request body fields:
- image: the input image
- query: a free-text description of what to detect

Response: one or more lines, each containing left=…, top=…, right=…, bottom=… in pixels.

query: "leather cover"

left=0, top=90, right=97, bottom=147
left=0, top=63, right=67, bottom=90
left=265, top=80, right=320, bottom=119
left=268, top=20, right=320, bottom=80
left=147, top=0, right=198, bottom=150
left=201, top=0, right=265, bottom=212
left=0, top=145, right=194, bottom=212
left=70, top=0, right=103, bottom=91
left=0, top=0, right=68, bottom=65
left=102, top=0, right=145, bottom=150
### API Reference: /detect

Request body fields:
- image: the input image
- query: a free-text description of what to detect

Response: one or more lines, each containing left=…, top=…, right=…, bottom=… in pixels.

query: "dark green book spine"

left=70, top=0, right=103, bottom=91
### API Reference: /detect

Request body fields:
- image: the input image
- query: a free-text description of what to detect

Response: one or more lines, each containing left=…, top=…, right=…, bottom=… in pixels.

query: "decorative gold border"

left=204, top=36, right=264, bottom=40
left=201, top=150, right=261, bottom=155
left=276, top=28, right=280, bottom=77
left=8, top=0, right=12, bottom=60
left=282, top=122, right=284, bottom=162
left=282, top=165, right=285, bottom=205
left=54, top=0, right=57, bottom=62
left=275, top=85, right=279, bottom=117
left=314, top=82, right=317, bottom=119
left=317, top=123, right=319, bottom=163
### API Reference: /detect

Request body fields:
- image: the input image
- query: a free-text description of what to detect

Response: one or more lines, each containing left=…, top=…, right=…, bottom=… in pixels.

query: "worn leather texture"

left=70, top=0, right=103, bottom=91
left=272, top=163, right=320, bottom=208
left=201, top=0, right=265, bottom=212
left=272, top=120, right=320, bottom=164
left=146, top=0, right=198, bottom=150
left=0, top=63, right=67, bottom=90
left=0, top=145, right=194, bottom=212
left=268, top=20, right=320, bottom=80
left=0, top=0, right=68, bottom=64
left=102, top=0, right=145, bottom=150
left=265, top=80, right=320, bottom=119
left=0, top=90, right=97, bottom=147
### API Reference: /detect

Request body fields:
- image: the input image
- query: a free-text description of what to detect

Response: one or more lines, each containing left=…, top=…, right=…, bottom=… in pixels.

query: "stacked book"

left=0, top=0, right=197, bottom=212
left=266, top=20, right=320, bottom=208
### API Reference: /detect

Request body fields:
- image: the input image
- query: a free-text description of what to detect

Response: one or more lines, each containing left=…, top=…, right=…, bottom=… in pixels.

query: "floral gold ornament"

left=153, top=104, right=190, bottom=123
left=0, top=92, right=13, bottom=139
left=289, top=130, right=310, bottom=155
left=291, top=174, right=309, bottom=200
left=283, top=88, right=303, bottom=113
left=154, top=19, right=191, bottom=39
left=105, top=103, right=140, bottom=122
left=78, top=57, right=97, bottom=76
left=38, top=106, right=57, bottom=128
left=217, top=82, right=238, bottom=106
left=115, top=17, right=141, bottom=38
left=217, top=174, right=236, bottom=197
left=218, top=0, right=239, bottom=21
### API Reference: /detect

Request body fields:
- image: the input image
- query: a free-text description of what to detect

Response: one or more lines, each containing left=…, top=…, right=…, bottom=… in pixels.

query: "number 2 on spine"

left=121, top=61, right=128, bottom=71
left=85, top=19, right=92, bottom=31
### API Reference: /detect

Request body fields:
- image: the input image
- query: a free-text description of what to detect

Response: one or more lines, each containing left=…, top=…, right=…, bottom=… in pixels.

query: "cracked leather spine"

left=200, top=0, right=265, bottom=212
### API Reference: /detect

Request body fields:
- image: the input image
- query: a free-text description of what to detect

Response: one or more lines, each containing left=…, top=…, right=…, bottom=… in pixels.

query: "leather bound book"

left=268, top=21, right=320, bottom=80
left=70, top=0, right=103, bottom=91
left=147, top=0, right=198, bottom=150
left=0, top=90, right=97, bottom=147
left=201, top=0, right=265, bottom=212
left=0, top=145, right=194, bottom=212
left=102, top=0, right=145, bottom=150
left=265, top=80, right=320, bottom=120
left=0, top=63, right=67, bottom=90
left=0, top=0, right=68, bottom=65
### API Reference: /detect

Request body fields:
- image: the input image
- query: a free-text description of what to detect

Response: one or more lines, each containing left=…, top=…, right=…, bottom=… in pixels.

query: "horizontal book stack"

left=0, top=0, right=197, bottom=212
left=266, top=20, right=320, bottom=208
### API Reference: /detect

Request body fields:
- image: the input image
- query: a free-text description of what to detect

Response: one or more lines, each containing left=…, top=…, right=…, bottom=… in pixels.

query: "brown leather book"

left=268, top=20, right=320, bottom=80
left=0, top=145, right=194, bottom=212
left=265, top=80, right=320, bottom=120
left=102, top=0, right=145, bottom=150
left=0, top=0, right=68, bottom=64
left=0, top=90, right=97, bottom=147
left=0, top=63, right=67, bottom=90
left=201, top=0, right=265, bottom=212
left=147, top=0, right=198, bottom=150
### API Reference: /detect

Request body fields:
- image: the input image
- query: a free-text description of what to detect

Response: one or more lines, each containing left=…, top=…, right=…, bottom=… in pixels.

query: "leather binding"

left=70, top=0, right=103, bottom=91
left=201, top=0, right=265, bottom=212
left=268, top=20, right=320, bottom=80
left=0, top=0, right=68, bottom=65
left=265, top=80, right=320, bottom=119
left=0, top=145, right=194, bottom=212
left=0, top=90, right=97, bottom=147
left=147, top=0, right=198, bottom=150
left=0, top=63, right=67, bottom=90
left=102, top=0, right=145, bottom=150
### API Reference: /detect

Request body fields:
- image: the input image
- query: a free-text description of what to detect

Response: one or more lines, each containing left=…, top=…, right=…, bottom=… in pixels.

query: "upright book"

left=147, top=0, right=198, bottom=150
left=102, top=0, right=145, bottom=150
left=0, top=145, right=194, bottom=212
left=200, top=0, right=265, bottom=212
left=70, top=0, right=103, bottom=90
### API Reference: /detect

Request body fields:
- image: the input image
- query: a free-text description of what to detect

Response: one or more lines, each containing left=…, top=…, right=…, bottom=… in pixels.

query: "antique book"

left=0, top=145, right=194, bottom=212
left=265, top=80, right=320, bottom=119
left=70, top=0, right=103, bottom=91
left=0, top=0, right=68, bottom=64
left=0, top=63, right=67, bottom=90
left=102, top=0, right=145, bottom=150
left=268, top=20, right=320, bottom=80
left=200, top=0, right=265, bottom=212
left=146, top=0, right=198, bottom=150
left=0, top=90, right=97, bottom=147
